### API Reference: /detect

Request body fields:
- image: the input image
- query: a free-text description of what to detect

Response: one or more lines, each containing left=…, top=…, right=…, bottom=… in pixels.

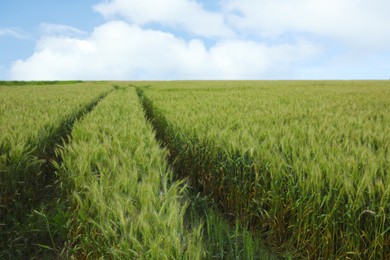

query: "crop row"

left=1, top=82, right=269, bottom=259
left=137, top=81, right=390, bottom=259
left=0, top=82, right=112, bottom=256
left=56, top=87, right=202, bottom=258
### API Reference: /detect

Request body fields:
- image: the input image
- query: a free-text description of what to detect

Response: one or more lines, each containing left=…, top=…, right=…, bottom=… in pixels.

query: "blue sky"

left=0, top=0, right=102, bottom=73
left=1, top=0, right=390, bottom=80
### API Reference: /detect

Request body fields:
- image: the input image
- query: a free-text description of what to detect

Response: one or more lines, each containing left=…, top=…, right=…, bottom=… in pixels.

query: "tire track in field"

left=135, top=86, right=277, bottom=259
left=38, top=87, right=113, bottom=203
left=0, top=86, right=114, bottom=259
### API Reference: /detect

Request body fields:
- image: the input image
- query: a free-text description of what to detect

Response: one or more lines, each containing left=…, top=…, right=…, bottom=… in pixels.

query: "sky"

left=1, top=0, right=390, bottom=80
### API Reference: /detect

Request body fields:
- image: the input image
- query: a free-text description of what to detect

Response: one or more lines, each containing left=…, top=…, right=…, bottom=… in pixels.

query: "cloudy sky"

left=1, top=0, right=390, bottom=80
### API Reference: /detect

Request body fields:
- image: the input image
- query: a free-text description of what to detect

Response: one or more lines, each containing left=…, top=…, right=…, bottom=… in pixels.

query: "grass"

left=2, top=80, right=388, bottom=259
left=56, top=87, right=203, bottom=258
left=138, top=86, right=276, bottom=259
left=0, top=80, right=82, bottom=86
left=136, top=80, right=390, bottom=259
left=0, top=82, right=113, bottom=257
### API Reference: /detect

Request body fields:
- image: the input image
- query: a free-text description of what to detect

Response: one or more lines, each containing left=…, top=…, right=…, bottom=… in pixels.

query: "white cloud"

left=9, top=21, right=320, bottom=80
left=40, top=23, right=87, bottom=37
left=94, top=0, right=234, bottom=37
left=0, top=28, right=28, bottom=39
left=224, top=0, right=390, bottom=49
left=8, top=0, right=390, bottom=80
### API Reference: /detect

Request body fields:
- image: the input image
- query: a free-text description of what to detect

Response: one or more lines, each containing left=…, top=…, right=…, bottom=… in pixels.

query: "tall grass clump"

left=56, top=87, right=202, bottom=259
left=137, top=80, right=390, bottom=259
left=0, top=82, right=112, bottom=257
